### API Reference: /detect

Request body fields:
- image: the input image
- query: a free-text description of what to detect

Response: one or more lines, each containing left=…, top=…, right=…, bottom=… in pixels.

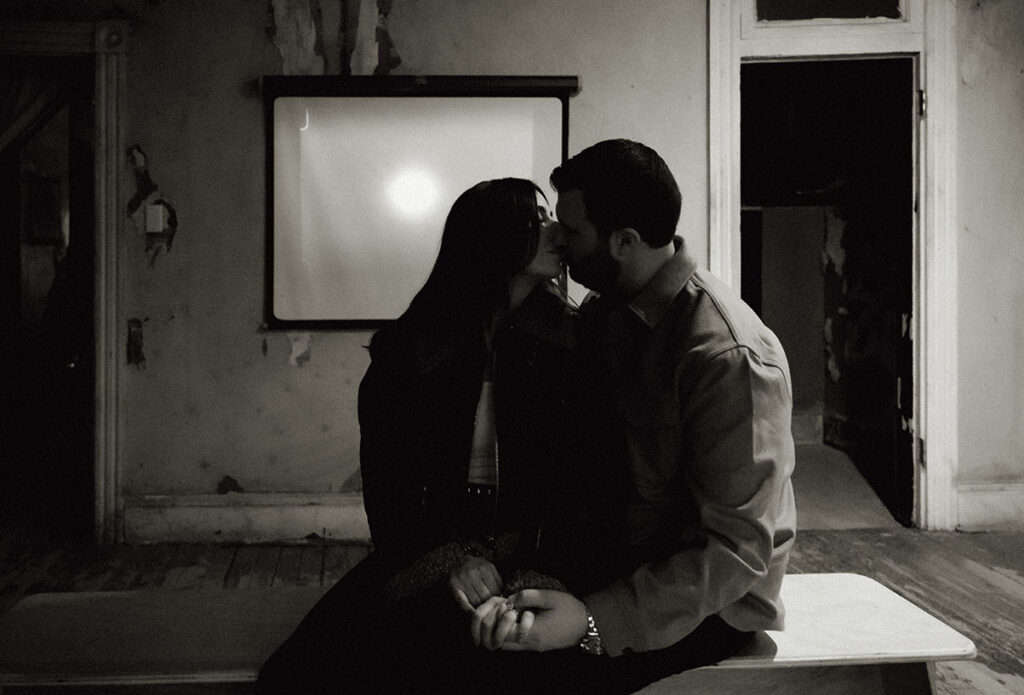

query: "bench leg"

left=880, top=662, right=933, bottom=695
left=637, top=662, right=936, bottom=694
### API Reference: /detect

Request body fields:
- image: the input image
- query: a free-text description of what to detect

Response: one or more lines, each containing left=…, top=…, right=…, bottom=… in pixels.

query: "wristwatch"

left=578, top=606, right=605, bottom=656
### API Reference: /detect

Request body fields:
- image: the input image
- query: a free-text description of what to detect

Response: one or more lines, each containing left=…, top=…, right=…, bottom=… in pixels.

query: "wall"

left=16, top=0, right=1023, bottom=534
left=759, top=206, right=826, bottom=443
left=956, top=0, right=1024, bottom=528
left=115, top=0, right=707, bottom=541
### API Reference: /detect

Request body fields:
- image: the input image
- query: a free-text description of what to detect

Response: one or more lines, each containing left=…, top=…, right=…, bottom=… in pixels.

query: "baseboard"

left=123, top=493, right=372, bottom=544
left=957, top=483, right=1024, bottom=531
left=121, top=484, right=1024, bottom=539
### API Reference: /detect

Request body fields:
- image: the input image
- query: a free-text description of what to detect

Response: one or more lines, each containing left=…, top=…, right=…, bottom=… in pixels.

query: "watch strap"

left=578, top=605, right=605, bottom=656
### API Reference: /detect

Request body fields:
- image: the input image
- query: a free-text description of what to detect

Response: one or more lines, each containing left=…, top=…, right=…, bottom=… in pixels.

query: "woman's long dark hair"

left=402, top=177, right=547, bottom=327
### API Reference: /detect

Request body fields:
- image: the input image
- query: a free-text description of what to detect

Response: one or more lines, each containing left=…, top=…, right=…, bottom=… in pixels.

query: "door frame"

left=708, top=0, right=959, bottom=529
left=0, top=21, right=127, bottom=543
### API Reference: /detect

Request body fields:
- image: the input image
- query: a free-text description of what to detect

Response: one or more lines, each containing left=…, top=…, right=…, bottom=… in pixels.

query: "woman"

left=257, top=178, right=594, bottom=694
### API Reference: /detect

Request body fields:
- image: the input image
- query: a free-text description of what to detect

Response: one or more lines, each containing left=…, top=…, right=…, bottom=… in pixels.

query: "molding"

left=0, top=21, right=128, bottom=544
left=707, top=0, right=740, bottom=287
left=957, top=484, right=1024, bottom=531
left=735, top=35, right=922, bottom=58
left=916, top=0, right=959, bottom=530
left=124, top=494, right=372, bottom=544
left=94, top=26, right=128, bottom=544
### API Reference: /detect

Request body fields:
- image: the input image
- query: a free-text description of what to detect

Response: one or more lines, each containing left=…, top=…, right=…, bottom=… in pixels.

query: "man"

left=473, top=139, right=797, bottom=693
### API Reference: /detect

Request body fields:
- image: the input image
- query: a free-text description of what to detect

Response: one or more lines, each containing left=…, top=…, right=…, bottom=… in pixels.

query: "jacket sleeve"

left=358, top=354, right=467, bottom=576
left=583, top=345, right=796, bottom=656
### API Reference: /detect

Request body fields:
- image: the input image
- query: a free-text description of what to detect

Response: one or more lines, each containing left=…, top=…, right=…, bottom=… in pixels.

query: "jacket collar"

left=625, top=237, right=697, bottom=329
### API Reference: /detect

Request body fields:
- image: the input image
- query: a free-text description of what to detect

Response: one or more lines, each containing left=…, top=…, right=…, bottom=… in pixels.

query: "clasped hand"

left=452, top=552, right=589, bottom=650
left=449, top=555, right=503, bottom=610
left=470, top=589, right=589, bottom=652
left=449, top=557, right=588, bottom=652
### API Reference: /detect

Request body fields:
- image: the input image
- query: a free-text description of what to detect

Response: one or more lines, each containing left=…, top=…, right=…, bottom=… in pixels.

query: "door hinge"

left=917, top=436, right=926, bottom=469
left=917, top=89, right=927, bottom=118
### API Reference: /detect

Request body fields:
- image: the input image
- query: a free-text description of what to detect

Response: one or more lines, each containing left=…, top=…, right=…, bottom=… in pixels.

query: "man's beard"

left=568, top=243, right=621, bottom=294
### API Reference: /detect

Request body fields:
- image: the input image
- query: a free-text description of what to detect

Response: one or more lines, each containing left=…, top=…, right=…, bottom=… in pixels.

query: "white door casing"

left=708, top=0, right=958, bottom=529
left=0, top=21, right=127, bottom=543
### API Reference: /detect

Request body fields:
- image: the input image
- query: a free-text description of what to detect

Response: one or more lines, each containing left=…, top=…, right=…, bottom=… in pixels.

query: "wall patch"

left=373, top=0, right=401, bottom=76
left=216, top=475, right=245, bottom=494
left=127, top=317, right=146, bottom=368
left=270, top=0, right=327, bottom=75
left=126, top=144, right=179, bottom=266
left=287, top=331, right=312, bottom=367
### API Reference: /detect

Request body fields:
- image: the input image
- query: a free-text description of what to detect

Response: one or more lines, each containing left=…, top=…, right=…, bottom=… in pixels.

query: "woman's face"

left=521, top=193, right=565, bottom=280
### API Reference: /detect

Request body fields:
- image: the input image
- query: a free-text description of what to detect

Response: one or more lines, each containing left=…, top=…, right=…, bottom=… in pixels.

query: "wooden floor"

left=0, top=529, right=372, bottom=614
left=1, top=455, right=1023, bottom=694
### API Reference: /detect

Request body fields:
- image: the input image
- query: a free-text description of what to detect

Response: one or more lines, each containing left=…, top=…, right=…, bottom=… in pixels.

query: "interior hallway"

left=0, top=449, right=1022, bottom=694
left=793, top=442, right=900, bottom=530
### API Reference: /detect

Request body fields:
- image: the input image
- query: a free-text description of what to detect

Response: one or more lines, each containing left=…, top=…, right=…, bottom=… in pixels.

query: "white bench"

left=0, top=573, right=975, bottom=694
left=636, top=573, right=976, bottom=694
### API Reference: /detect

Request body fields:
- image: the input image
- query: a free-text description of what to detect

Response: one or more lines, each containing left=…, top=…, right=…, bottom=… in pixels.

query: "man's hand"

left=497, top=589, right=588, bottom=652
left=449, top=555, right=503, bottom=612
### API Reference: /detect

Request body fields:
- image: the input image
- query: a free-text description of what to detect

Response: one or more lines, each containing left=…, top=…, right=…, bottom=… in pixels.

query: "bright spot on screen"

left=388, top=169, right=439, bottom=219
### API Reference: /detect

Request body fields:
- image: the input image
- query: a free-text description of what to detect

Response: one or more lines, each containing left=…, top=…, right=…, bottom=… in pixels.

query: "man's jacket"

left=578, top=240, right=798, bottom=657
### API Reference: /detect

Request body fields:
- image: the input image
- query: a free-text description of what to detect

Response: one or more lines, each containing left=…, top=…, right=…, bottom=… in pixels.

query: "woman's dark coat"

left=358, top=284, right=588, bottom=581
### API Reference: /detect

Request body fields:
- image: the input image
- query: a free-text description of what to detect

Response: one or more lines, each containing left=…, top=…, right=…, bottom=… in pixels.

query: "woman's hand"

left=449, top=555, right=503, bottom=612
left=470, top=596, right=531, bottom=650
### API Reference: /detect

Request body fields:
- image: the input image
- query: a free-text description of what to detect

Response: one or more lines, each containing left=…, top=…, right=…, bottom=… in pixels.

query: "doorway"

left=740, top=57, right=915, bottom=526
left=0, top=56, right=96, bottom=541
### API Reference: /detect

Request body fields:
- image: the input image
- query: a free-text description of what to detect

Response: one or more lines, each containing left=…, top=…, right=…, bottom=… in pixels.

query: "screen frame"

left=262, top=75, right=579, bottom=330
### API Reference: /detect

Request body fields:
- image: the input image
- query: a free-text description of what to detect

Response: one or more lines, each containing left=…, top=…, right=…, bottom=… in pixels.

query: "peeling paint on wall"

left=349, top=0, right=378, bottom=74
left=310, top=0, right=327, bottom=66
left=373, top=0, right=401, bottom=76
left=127, top=317, right=146, bottom=369
left=822, top=208, right=846, bottom=276
left=338, top=0, right=361, bottom=75
left=339, top=467, right=363, bottom=493
left=216, top=475, right=244, bottom=494
left=270, top=0, right=397, bottom=77
left=287, top=331, right=312, bottom=366
left=126, top=144, right=179, bottom=266
left=270, top=0, right=327, bottom=75
left=258, top=322, right=270, bottom=357
left=144, top=199, right=178, bottom=267
left=126, top=145, right=157, bottom=217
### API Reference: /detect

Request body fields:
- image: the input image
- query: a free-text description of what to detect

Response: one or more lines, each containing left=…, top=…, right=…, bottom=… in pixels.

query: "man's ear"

left=609, top=227, right=641, bottom=260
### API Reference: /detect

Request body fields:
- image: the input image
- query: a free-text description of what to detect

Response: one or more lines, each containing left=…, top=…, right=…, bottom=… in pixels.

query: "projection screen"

left=263, top=76, right=578, bottom=327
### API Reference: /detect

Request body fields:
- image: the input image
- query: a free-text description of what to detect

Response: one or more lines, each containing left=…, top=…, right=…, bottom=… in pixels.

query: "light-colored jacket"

left=580, top=240, right=797, bottom=657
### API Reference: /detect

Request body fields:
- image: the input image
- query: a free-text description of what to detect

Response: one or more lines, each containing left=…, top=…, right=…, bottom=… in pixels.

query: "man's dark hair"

left=550, top=139, right=681, bottom=248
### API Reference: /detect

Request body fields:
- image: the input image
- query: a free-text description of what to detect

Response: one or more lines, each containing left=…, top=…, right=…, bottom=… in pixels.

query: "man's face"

left=554, top=189, right=620, bottom=293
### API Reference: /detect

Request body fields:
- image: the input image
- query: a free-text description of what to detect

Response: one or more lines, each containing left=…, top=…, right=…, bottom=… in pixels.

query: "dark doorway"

left=0, top=56, right=96, bottom=541
left=740, top=57, right=915, bottom=525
